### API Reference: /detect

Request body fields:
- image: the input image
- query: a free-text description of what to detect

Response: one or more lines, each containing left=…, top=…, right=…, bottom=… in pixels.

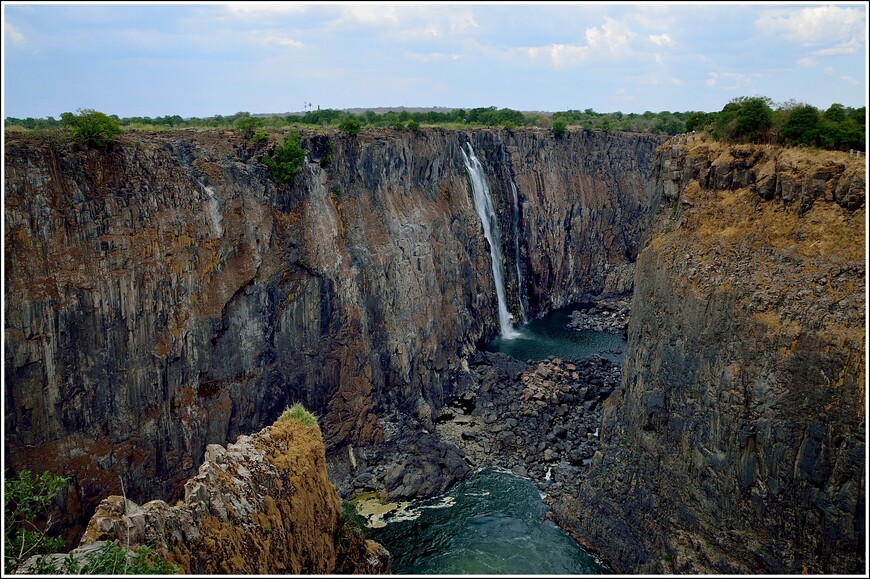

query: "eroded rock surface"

left=76, top=418, right=389, bottom=574
left=562, top=138, right=866, bottom=574
left=4, top=127, right=662, bottom=534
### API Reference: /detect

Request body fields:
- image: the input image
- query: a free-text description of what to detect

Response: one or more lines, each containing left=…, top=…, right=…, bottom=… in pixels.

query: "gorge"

left=3, top=126, right=865, bottom=574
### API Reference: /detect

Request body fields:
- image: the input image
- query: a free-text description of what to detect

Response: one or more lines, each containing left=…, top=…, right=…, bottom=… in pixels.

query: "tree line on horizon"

left=5, top=96, right=865, bottom=152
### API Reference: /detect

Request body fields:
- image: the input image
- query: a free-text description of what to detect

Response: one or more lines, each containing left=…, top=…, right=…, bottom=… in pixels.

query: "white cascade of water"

left=461, top=143, right=520, bottom=340
left=508, top=178, right=527, bottom=323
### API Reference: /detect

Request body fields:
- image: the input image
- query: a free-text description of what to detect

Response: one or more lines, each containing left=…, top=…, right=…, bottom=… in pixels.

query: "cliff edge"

left=560, top=137, right=865, bottom=574
left=74, top=415, right=389, bottom=574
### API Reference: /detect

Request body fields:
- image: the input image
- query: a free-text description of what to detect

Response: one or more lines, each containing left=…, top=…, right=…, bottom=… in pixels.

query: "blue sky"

left=2, top=2, right=867, bottom=119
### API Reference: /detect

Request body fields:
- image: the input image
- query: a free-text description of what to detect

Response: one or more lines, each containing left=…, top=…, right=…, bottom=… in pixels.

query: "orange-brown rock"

left=78, top=417, right=389, bottom=574
left=563, top=137, right=865, bottom=574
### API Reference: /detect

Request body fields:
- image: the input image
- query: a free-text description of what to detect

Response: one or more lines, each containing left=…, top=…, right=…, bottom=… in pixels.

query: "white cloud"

left=840, top=75, right=859, bottom=86
left=224, top=3, right=307, bottom=19
left=649, top=33, right=672, bottom=46
left=824, top=66, right=834, bottom=75
left=756, top=6, right=865, bottom=45
left=670, top=78, right=683, bottom=86
left=334, top=4, right=477, bottom=39
left=521, top=15, right=637, bottom=69
left=255, top=33, right=304, bottom=49
left=406, top=52, right=463, bottom=63
left=811, top=40, right=861, bottom=56
left=796, top=57, right=816, bottom=68
left=5, top=22, right=25, bottom=44
left=706, top=72, right=755, bottom=90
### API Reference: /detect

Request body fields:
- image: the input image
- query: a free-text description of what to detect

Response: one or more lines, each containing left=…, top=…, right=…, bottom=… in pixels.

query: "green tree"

left=552, top=120, right=567, bottom=138
left=235, top=113, right=262, bottom=139
left=684, top=111, right=708, bottom=132
left=60, top=109, right=123, bottom=147
left=262, top=132, right=306, bottom=185
left=780, top=104, right=821, bottom=146
left=338, top=117, right=362, bottom=136
left=733, top=96, right=773, bottom=142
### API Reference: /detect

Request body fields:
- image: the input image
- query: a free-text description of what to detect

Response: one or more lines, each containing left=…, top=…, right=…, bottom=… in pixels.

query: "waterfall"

left=461, top=143, right=520, bottom=340
left=508, top=177, right=527, bottom=323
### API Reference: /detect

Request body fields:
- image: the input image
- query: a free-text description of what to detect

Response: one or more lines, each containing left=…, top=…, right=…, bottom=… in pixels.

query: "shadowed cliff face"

left=562, top=138, right=865, bottom=574
left=3, top=127, right=662, bottom=532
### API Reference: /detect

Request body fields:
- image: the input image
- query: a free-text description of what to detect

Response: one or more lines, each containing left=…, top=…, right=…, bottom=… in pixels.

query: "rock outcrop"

left=3, top=127, right=662, bottom=532
left=74, top=417, right=389, bottom=574
left=560, top=137, right=865, bottom=574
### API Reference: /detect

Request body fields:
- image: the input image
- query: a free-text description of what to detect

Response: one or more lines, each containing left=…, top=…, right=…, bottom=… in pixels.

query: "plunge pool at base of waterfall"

left=484, top=304, right=627, bottom=363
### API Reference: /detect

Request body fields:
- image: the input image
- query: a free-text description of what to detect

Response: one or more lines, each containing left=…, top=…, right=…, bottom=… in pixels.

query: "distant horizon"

left=3, top=2, right=867, bottom=119
left=8, top=99, right=866, bottom=123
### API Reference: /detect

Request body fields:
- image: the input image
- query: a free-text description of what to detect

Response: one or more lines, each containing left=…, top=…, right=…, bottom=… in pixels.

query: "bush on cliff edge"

left=60, top=108, right=123, bottom=148
left=263, top=132, right=306, bottom=185
left=278, top=402, right=318, bottom=427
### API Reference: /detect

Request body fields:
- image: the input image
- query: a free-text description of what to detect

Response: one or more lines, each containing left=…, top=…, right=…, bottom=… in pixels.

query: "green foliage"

left=779, top=104, right=820, bottom=146
left=7, top=98, right=862, bottom=151
left=552, top=120, right=567, bottom=138
left=57, top=543, right=177, bottom=575
left=4, top=470, right=69, bottom=574
left=278, top=402, right=317, bottom=427
left=711, top=96, right=773, bottom=143
left=262, top=132, right=306, bottom=185
left=60, top=109, right=123, bottom=147
left=684, top=111, right=708, bottom=132
left=340, top=500, right=369, bottom=538
left=251, top=128, right=268, bottom=143
left=338, top=117, right=362, bottom=136
left=235, top=113, right=263, bottom=139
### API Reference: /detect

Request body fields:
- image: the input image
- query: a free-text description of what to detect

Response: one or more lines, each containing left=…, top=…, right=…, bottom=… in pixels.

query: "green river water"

left=371, top=306, right=621, bottom=574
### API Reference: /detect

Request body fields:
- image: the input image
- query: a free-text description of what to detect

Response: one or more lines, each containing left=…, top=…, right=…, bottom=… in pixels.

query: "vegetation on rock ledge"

left=278, top=402, right=318, bottom=427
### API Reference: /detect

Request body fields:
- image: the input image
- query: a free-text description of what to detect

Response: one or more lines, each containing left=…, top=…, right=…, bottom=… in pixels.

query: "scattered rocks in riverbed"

left=436, top=351, right=621, bottom=499
left=567, top=297, right=631, bottom=336
left=327, top=349, right=622, bottom=536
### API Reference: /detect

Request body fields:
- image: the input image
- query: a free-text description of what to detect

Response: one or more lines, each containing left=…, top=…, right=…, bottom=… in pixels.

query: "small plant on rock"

left=278, top=402, right=318, bottom=427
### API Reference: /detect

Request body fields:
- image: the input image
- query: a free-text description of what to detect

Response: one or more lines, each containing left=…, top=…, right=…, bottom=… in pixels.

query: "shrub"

left=552, top=120, right=567, bottom=138
left=405, top=119, right=420, bottom=132
left=4, top=471, right=176, bottom=575
left=235, top=113, right=262, bottom=139
left=278, top=402, right=317, bottom=427
left=340, top=500, right=369, bottom=538
left=251, top=128, right=268, bottom=143
left=60, top=109, right=123, bottom=148
left=262, top=132, right=306, bottom=185
left=58, top=543, right=177, bottom=575
left=338, top=117, right=362, bottom=136
left=4, top=470, right=69, bottom=574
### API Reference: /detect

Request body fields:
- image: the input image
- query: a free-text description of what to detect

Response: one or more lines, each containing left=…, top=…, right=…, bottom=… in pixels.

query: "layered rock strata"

left=3, top=127, right=662, bottom=532
left=562, top=137, right=866, bottom=574
left=74, top=417, right=389, bottom=574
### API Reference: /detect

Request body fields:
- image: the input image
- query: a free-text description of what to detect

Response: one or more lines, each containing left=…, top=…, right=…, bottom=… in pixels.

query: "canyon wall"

left=3, top=127, right=662, bottom=532
left=563, top=137, right=865, bottom=574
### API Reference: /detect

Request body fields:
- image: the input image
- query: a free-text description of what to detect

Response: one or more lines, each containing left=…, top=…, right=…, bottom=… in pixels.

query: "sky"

left=1, top=1, right=868, bottom=119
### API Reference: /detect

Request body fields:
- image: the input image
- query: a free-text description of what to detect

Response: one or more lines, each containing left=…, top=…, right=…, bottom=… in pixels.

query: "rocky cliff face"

left=3, top=127, right=662, bottom=533
left=67, top=417, right=388, bottom=574
left=561, top=137, right=865, bottom=574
